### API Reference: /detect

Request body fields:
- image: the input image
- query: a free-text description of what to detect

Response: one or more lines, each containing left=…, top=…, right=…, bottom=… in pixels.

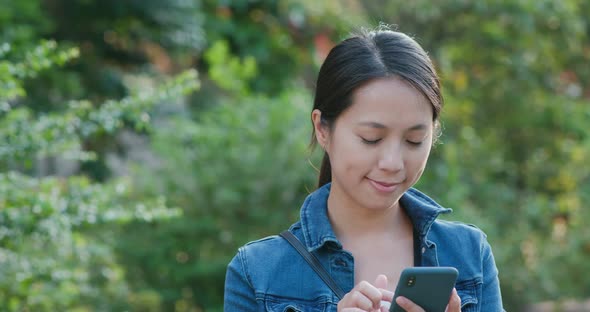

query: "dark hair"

left=311, top=27, right=443, bottom=188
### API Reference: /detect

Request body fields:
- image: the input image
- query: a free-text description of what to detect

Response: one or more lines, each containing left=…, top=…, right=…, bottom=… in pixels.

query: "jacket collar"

left=298, top=183, right=452, bottom=251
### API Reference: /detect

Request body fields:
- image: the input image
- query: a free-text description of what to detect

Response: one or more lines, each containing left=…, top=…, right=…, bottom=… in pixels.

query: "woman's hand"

left=394, top=288, right=461, bottom=312
left=338, top=274, right=394, bottom=312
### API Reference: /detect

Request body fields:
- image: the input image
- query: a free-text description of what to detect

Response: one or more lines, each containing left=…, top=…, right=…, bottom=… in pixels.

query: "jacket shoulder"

left=432, top=219, right=487, bottom=235
left=237, top=229, right=302, bottom=273
left=241, top=234, right=286, bottom=254
left=430, top=219, right=488, bottom=249
left=241, top=222, right=303, bottom=253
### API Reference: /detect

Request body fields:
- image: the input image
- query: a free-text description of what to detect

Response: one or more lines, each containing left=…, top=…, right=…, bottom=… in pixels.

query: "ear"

left=311, top=109, right=330, bottom=150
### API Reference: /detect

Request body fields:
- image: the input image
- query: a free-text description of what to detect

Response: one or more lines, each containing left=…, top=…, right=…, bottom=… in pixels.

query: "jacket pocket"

left=456, top=278, right=482, bottom=312
left=264, top=294, right=328, bottom=312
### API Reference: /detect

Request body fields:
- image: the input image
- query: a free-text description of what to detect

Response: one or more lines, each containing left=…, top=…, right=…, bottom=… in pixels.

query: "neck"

left=326, top=185, right=412, bottom=243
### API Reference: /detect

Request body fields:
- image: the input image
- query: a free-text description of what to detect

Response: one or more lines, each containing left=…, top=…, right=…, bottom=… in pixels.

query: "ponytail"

left=317, top=152, right=332, bottom=188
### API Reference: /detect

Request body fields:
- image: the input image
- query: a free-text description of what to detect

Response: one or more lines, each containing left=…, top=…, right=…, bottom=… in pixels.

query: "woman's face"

left=313, top=77, right=434, bottom=211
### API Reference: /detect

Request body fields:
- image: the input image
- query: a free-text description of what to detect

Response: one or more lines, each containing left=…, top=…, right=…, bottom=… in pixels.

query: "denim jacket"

left=224, top=183, right=504, bottom=311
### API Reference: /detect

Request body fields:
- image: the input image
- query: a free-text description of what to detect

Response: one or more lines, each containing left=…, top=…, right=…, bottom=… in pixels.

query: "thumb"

left=374, top=274, right=388, bottom=290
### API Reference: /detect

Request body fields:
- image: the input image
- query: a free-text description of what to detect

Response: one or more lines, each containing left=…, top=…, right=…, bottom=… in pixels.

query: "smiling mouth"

left=368, top=178, right=402, bottom=193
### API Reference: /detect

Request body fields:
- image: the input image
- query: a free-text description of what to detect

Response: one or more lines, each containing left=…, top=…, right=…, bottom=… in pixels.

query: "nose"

left=377, top=142, right=404, bottom=172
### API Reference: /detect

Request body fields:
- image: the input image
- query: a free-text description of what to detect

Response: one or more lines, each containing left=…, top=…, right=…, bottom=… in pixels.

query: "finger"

left=395, top=296, right=425, bottom=312
left=445, top=288, right=461, bottom=312
left=379, top=288, right=394, bottom=302
left=357, top=280, right=385, bottom=310
left=374, top=274, right=388, bottom=289
left=338, top=280, right=385, bottom=311
left=373, top=274, right=394, bottom=304
left=348, top=289, right=375, bottom=311
left=379, top=300, right=392, bottom=312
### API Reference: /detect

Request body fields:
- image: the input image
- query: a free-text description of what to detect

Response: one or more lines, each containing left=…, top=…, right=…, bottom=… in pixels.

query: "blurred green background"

left=1, top=0, right=589, bottom=311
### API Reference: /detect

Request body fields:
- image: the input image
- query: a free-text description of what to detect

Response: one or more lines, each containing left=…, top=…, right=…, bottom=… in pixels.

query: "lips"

left=368, top=178, right=402, bottom=193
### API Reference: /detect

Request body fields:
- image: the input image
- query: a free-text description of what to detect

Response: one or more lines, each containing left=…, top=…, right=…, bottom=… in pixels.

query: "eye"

left=361, top=137, right=381, bottom=145
left=407, top=140, right=423, bottom=146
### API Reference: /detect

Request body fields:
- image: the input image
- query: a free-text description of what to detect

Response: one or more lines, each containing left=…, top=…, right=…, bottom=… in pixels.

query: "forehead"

left=340, top=77, right=433, bottom=127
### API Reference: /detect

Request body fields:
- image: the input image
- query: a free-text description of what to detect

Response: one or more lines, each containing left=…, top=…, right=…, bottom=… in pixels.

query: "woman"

left=224, top=26, right=504, bottom=312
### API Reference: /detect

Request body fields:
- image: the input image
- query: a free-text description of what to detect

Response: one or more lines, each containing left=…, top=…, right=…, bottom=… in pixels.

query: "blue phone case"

left=390, top=267, right=458, bottom=312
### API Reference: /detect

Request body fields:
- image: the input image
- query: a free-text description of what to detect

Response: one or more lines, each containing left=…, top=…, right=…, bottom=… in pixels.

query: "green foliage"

left=0, top=0, right=53, bottom=48
left=0, top=39, right=198, bottom=311
left=0, top=0, right=208, bottom=180
left=0, top=172, right=179, bottom=311
left=200, top=0, right=355, bottom=94
left=204, top=40, right=258, bottom=95
left=2, top=0, right=590, bottom=311
left=1, top=68, right=199, bottom=169
left=0, top=40, right=78, bottom=109
left=122, top=88, right=318, bottom=311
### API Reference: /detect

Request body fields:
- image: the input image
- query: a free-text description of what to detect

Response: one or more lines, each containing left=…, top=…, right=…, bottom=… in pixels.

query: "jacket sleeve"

left=224, top=248, right=258, bottom=312
left=479, top=237, right=505, bottom=312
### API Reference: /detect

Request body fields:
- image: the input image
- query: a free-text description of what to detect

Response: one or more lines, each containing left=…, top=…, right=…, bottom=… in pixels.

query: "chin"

left=368, top=186, right=403, bottom=203
left=363, top=199, right=398, bottom=211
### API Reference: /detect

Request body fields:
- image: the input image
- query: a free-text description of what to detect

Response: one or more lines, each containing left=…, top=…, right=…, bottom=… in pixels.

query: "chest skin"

left=342, top=230, right=414, bottom=291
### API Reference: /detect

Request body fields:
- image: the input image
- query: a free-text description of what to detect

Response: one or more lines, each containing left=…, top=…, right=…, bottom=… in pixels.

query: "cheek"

left=406, top=149, right=431, bottom=178
left=412, top=166, right=425, bottom=181
left=329, top=136, right=373, bottom=172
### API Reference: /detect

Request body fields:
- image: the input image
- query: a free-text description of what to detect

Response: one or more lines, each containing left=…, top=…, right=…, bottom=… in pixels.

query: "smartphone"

left=389, top=266, right=458, bottom=312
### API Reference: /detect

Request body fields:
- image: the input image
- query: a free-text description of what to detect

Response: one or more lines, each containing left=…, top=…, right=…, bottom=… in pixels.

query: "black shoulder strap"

left=279, top=231, right=345, bottom=299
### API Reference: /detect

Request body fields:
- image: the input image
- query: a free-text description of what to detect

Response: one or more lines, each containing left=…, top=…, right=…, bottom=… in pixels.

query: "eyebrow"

left=357, top=121, right=428, bottom=131
left=358, top=121, right=387, bottom=129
